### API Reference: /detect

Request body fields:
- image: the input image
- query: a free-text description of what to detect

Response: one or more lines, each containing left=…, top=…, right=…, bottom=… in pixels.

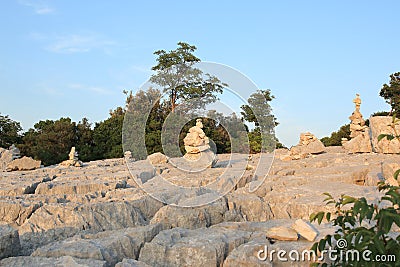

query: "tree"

left=380, top=72, right=400, bottom=117
left=0, top=113, right=22, bottom=148
left=241, top=90, right=280, bottom=152
left=320, top=124, right=350, bottom=146
left=21, top=118, right=76, bottom=165
left=92, top=114, right=124, bottom=159
left=75, top=118, right=95, bottom=162
left=150, top=42, right=226, bottom=112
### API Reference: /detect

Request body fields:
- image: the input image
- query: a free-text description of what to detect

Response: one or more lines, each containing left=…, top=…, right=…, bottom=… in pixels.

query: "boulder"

left=0, top=147, right=13, bottom=172
left=342, top=130, right=372, bottom=153
left=266, top=226, right=298, bottom=241
left=370, top=116, right=400, bottom=154
left=32, top=224, right=164, bottom=267
left=0, top=224, right=21, bottom=259
left=382, top=162, right=400, bottom=186
left=0, top=256, right=106, bottom=267
left=139, top=227, right=251, bottom=267
left=286, top=132, right=325, bottom=160
left=115, top=259, right=152, bottom=267
left=291, top=219, right=319, bottom=241
left=147, top=152, right=168, bottom=165
left=6, top=156, right=41, bottom=171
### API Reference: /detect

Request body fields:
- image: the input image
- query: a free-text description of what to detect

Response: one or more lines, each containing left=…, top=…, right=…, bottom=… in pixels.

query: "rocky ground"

left=0, top=147, right=399, bottom=266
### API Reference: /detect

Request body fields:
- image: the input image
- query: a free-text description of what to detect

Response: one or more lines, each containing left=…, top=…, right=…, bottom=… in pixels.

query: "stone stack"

left=182, top=119, right=216, bottom=167
left=281, top=132, right=325, bottom=160
left=343, top=94, right=372, bottom=153
left=60, top=147, right=83, bottom=167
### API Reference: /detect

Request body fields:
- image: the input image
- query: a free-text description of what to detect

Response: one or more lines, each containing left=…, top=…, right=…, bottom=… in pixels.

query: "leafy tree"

left=320, top=124, right=350, bottom=146
left=150, top=42, right=226, bottom=112
left=380, top=72, right=400, bottom=117
left=0, top=113, right=22, bottom=148
left=93, top=114, right=124, bottom=159
left=21, top=118, right=76, bottom=165
left=371, top=111, right=390, bottom=117
left=240, top=89, right=280, bottom=152
left=75, top=118, right=95, bottom=162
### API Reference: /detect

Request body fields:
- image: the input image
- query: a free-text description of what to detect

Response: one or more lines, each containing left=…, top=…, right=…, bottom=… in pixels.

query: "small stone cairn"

left=60, top=147, right=83, bottom=167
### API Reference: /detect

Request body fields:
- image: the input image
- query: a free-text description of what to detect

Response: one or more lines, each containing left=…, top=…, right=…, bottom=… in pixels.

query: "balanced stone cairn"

left=348, top=94, right=368, bottom=139
left=60, top=147, right=83, bottom=167
left=182, top=118, right=216, bottom=167
left=342, top=94, right=372, bottom=153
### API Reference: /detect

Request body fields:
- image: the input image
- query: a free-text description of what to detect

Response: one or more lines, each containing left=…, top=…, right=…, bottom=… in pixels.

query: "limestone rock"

left=60, top=147, right=83, bottom=167
left=116, top=259, right=152, bottom=267
left=382, top=162, right=400, bottom=186
left=286, top=132, right=325, bottom=160
left=266, top=226, right=298, bottom=241
left=342, top=129, right=372, bottom=153
left=6, top=156, right=41, bottom=171
left=0, top=147, right=13, bottom=172
left=147, top=152, right=168, bottom=165
left=0, top=224, right=21, bottom=259
left=291, top=219, right=318, bottom=241
left=139, top=227, right=251, bottom=267
left=370, top=116, right=400, bottom=154
left=32, top=224, right=164, bottom=267
left=0, top=256, right=106, bottom=267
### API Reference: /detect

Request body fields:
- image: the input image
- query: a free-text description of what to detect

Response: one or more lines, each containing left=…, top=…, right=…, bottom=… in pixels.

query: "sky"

left=1, top=1, right=399, bottom=147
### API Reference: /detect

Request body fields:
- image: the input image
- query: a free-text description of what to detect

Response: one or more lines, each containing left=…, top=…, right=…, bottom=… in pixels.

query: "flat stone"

left=291, top=219, right=319, bottom=241
left=266, top=226, right=298, bottom=241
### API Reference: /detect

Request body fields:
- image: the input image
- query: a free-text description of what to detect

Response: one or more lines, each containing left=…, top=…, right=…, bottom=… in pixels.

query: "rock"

left=60, top=147, right=83, bottom=167
left=139, top=227, right=251, bottom=267
left=0, top=256, right=106, bottom=266
left=6, top=156, right=41, bottom=171
left=291, top=219, right=318, bottom=241
left=0, top=224, right=21, bottom=259
left=287, top=132, right=325, bottom=160
left=226, top=191, right=273, bottom=222
left=0, top=147, right=13, bottom=172
left=370, top=116, right=400, bottom=154
left=32, top=224, right=164, bottom=267
left=382, top=162, right=400, bottom=186
left=342, top=130, right=372, bottom=153
left=147, top=152, right=168, bottom=165
left=266, top=226, right=298, bottom=241
left=115, top=259, right=152, bottom=267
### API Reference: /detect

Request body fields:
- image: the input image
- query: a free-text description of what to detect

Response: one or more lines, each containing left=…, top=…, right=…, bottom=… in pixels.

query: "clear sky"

left=1, top=1, right=399, bottom=147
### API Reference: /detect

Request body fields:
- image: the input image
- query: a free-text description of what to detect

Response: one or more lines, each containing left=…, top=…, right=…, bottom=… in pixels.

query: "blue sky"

left=1, top=1, right=399, bottom=146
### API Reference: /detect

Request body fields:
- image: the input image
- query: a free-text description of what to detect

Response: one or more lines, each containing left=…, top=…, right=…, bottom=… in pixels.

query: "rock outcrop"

left=281, top=132, right=325, bottom=160
left=370, top=116, right=400, bottom=154
left=0, top=224, right=21, bottom=259
left=6, top=156, right=41, bottom=171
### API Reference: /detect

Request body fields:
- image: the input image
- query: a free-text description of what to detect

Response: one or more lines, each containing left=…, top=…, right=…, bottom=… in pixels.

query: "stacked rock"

left=60, top=147, right=83, bottom=167
left=342, top=94, right=372, bottom=153
left=9, top=144, right=20, bottom=160
left=182, top=119, right=216, bottom=167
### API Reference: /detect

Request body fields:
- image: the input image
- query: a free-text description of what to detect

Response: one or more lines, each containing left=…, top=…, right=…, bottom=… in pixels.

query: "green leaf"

left=394, top=169, right=400, bottom=180
left=342, top=196, right=356, bottom=205
left=317, top=212, right=325, bottom=224
left=318, top=238, right=326, bottom=252
left=326, top=212, right=331, bottom=222
left=378, top=134, right=388, bottom=142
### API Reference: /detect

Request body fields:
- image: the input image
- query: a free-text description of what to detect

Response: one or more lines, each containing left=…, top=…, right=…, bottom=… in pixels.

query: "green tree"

left=241, top=89, right=280, bottom=152
left=150, top=42, right=226, bottom=112
left=0, top=113, right=22, bottom=148
left=93, top=114, right=124, bottom=159
left=320, top=124, right=350, bottom=146
left=380, top=72, right=400, bottom=117
left=21, top=118, right=76, bottom=165
left=75, top=118, right=95, bottom=162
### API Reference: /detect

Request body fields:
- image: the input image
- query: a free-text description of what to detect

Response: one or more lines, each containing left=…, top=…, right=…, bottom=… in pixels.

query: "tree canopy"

left=0, top=113, right=22, bottom=148
left=380, top=72, right=400, bottom=117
